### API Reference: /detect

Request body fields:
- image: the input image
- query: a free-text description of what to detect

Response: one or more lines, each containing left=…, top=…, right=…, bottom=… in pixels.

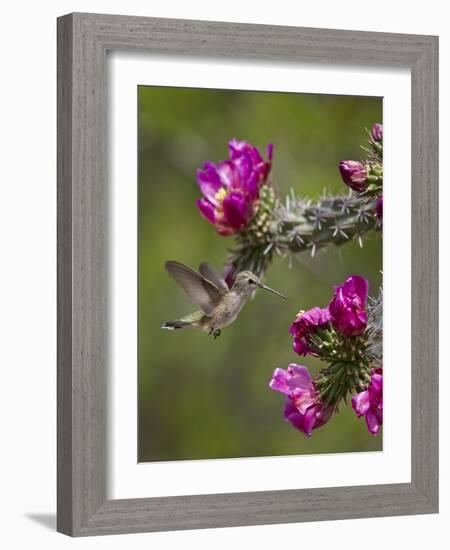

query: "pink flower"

left=352, top=368, right=383, bottom=435
left=269, top=364, right=332, bottom=436
left=290, top=307, right=331, bottom=356
left=196, top=139, right=273, bottom=236
left=328, top=275, right=368, bottom=336
left=339, top=160, right=368, bottom=193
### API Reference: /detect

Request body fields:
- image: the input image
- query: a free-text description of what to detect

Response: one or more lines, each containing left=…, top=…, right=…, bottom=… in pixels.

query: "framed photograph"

left=57, top=13, right=438, bottom=536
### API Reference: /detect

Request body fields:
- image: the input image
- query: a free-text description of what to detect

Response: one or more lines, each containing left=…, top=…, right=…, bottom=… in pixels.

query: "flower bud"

left=338, top=160, right=367, bottom=193
left=371, top=123, right=383, bottom=142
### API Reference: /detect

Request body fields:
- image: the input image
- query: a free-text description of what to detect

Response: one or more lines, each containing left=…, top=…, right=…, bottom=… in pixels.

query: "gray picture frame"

left=57, top=12, right=439, bottom=537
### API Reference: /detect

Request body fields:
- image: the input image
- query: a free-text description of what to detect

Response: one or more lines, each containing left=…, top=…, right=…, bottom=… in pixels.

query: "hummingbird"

left=162, top=260, right=287, bottom=338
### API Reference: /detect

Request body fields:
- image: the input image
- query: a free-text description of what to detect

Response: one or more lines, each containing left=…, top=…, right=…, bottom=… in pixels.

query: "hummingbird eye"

left=248, top=279, right=254, bottom=284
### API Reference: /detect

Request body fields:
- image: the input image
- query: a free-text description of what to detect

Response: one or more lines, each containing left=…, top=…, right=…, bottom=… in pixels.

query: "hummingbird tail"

left=161, top=320, right=191, bottom=330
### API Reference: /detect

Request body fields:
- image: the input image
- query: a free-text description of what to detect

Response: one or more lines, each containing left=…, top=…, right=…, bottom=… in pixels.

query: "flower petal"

left=246, top=171, right=260, bottom=201
left=216, top=226, right=235, bottom=236
left=365, top=408, right=381, bottom=435
left=284, top=399, right=308, bottom=435
left=370, top=372, right=383, bottom=395
left=294, top=393, right=317, bottom=415
left=222, top=192, right=250, bottom=230
left=196, top=166, right=221, bottom=203
left=216, top=160, right=238, bottom=189
left=269, top=368, right=292, bottom=395
left=352, top=390, right=371, bottom=417
left=196, top=198, right=215, bottom=225
left=286, top=363, right=312, bottom=388
left=232, top=141, right=264, bottom=166
left=293, top=336, right=309, bottom=356
left=234, top=153, right=252, bottom=183
left=301, top=407, right=318, bottom=437
left=303, top=306, right=331, bottom=326
left=228, top=138, right=250, bottom=160
left=346, top=275, right=369, bottom=303
left=269, top=364, right=312, bottom=395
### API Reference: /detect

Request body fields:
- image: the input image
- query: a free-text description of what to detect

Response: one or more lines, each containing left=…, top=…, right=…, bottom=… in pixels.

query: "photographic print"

left=138, top=86, right=383, bottom=462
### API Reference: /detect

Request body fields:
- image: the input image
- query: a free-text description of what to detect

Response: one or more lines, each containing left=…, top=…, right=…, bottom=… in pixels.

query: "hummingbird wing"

left=165, top=261, right=221, bottom=315
left=198, top=262, right=229, bottom=293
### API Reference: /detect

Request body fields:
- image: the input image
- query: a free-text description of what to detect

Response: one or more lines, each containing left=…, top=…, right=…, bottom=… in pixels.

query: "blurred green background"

left=138, top=86, right=382, bottom=462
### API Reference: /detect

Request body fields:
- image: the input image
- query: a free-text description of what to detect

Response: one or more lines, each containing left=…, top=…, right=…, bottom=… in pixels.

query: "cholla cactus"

left=191, top=127, right=384, bottom=438
left=270, top=275, right=383, bottom=437
left=195, top=125, right=383, bottom=279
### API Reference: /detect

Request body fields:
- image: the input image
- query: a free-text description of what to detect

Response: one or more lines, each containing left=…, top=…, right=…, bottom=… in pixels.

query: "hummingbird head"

left=232, top=271, right=287, bottom=300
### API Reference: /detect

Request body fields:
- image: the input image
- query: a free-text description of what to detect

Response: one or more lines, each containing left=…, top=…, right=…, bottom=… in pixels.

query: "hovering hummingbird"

left=162, top=260, right=287, bottom=338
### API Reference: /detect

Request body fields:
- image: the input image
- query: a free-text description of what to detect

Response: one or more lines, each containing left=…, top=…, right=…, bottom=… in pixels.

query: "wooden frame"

left=57, top=12, right=439, bottom=536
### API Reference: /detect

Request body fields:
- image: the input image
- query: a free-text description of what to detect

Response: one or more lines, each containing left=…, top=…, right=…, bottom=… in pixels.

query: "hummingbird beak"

left=259, top=283, right=287, bottom=300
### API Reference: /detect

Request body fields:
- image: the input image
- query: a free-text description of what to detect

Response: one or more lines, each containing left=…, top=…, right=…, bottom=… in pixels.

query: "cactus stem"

left=227, top=187, right=381, bottom=277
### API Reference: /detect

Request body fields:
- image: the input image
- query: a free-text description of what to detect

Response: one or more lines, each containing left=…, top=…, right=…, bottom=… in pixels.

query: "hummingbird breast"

left=203, top=291, right=247, bottom=330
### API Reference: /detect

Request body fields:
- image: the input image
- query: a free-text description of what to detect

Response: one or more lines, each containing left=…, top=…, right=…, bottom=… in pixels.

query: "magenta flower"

left=228, top=139, right=273, bottom=182
left=290, top=307, right=331, bottom=356
left=371, top=123, right=383, bottom=142
left=375, top=195, right=383, bottom=220
left=269, top=364, right=332, bottom=436
left=352, top=368, right=383, bottom=435
left=339, top=160, right=367, bottom=193
left=328, top=275, right=368, bottom=336
left=196, top=139, right=273, bottom=236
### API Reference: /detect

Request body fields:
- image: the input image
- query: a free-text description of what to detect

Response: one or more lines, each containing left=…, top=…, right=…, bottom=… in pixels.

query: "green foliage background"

left=138, top=86, right=382, bottom=462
